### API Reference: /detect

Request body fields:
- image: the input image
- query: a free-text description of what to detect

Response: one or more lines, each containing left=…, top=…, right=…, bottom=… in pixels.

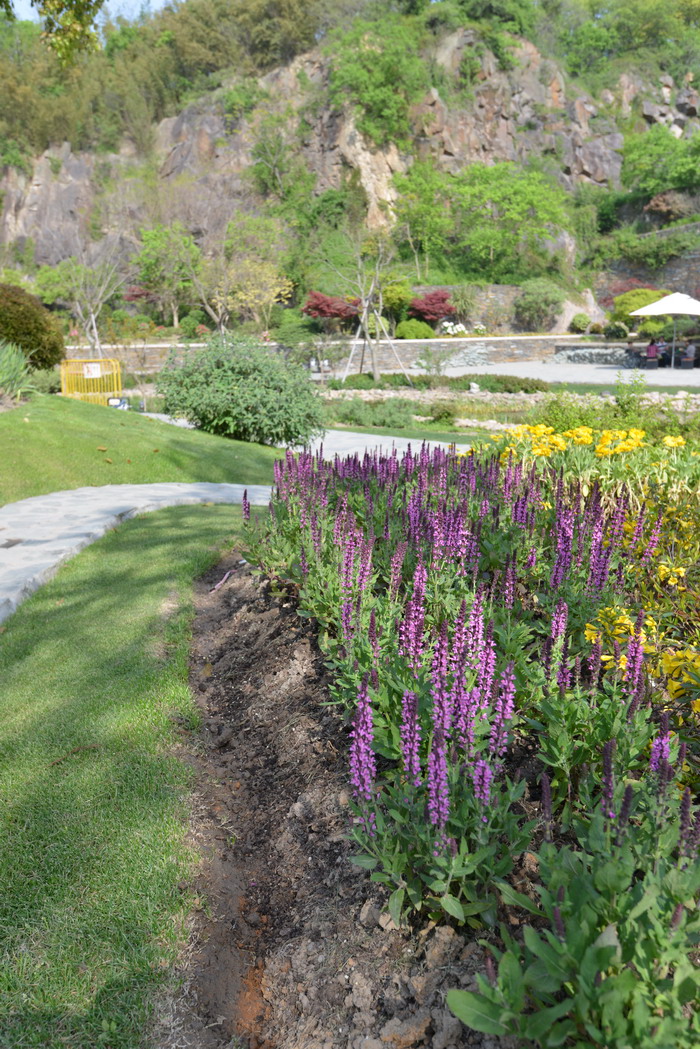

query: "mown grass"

left=0, top=504, right=247, bottom=1048
left=0, top=395, right=281, bottom=504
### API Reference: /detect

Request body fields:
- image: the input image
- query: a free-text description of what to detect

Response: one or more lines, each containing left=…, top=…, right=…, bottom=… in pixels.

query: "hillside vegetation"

left=4, top=1, right=700, bottom=345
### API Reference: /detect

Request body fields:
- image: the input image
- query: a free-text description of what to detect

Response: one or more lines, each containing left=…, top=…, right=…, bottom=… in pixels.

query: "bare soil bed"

left=152, top=554, right=515, bottom=1049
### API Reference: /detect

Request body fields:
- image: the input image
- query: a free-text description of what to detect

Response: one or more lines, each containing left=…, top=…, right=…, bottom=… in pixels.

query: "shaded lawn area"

left=0, top=505, right=247, bottom=1048
left=0, top=396, right=281, bottom=505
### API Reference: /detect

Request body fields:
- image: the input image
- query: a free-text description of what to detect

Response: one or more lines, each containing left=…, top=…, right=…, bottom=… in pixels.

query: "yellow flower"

left=584, top=623, right=599, bottom=642
left=662, top=435, right=686, bottom=448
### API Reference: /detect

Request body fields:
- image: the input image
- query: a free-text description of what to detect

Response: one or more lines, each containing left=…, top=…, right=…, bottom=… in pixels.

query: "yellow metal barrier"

left=60, top=358, right=122, bottom=407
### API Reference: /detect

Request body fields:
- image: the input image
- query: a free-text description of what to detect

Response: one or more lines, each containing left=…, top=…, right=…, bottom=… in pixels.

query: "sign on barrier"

left=60, top=359, right=122, bottom=407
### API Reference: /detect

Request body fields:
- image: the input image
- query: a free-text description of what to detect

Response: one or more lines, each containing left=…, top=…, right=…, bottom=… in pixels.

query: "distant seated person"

left=657, top=336, right=669, bottom=362
left=643, top=339, right=659, bottom=364
left=683, top=340, right=697, bottom=363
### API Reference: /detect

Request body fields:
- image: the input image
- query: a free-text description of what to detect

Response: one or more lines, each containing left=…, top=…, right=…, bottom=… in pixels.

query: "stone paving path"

left=0, top=483, right=271, bottom=625
left=0, top=428, right=452, bottom=625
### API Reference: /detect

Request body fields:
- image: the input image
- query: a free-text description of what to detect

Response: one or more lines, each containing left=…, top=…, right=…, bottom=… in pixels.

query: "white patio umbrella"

left=630, top=291, right=700, bottom=368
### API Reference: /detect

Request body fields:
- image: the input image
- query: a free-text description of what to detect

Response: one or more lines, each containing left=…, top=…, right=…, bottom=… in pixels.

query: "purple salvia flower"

left=587, top=637, right=604, bottom=688
left=356, top=536, right=374, bottom=594
left=349, top=673, right=376, bottom=807
left=427, top=728, right=450, bottom=829
left=431, top=621, right=453, bottom=736
left=472, top=759, right=493, bottom=820
left=615, top=784, right=634, bottom=847
left=400, top=690, right=422, bottom=787
left=340, top=599, right=354, bottom=642
left=300, top=544, right=308, bottom=579
left=525, top=545, right=537, bottom=571
left=489, top=662, right=516, bottom=760
left=398, top=561, right=428, bottom=671
left=650, top=731, right=671, bottom=773
left=551, top=600, right=568, bottom=642
left=368, top=609, right=379, bottom=661
left=242, top=489, right=250, bottom=521
left=479, top=620, right=497, bottom=702
left=557, top=638, right=570, bottom=692
left=640, top=512, right=663, bottom=567
left=503, top=555, right=516, bottom=609
left=389, top=541, right=407, bottom=600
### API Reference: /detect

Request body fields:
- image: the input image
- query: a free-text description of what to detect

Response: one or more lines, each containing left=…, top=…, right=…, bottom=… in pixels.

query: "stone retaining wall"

left=68, top=336, right=589, bottom=375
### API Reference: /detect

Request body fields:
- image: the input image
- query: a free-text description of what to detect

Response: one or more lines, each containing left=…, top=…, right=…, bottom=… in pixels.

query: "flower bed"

left=244, top=440, right=700, bottom=1047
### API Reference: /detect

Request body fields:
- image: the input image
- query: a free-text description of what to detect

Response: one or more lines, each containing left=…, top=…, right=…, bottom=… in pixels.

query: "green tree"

left=134, top=224, right=200, bottom=328
left=451, top=162, right=569, bottom=279
left=327, top=14, right=430, bottom=148
left=0, top=0, right=104, bottom=58
left=622, top=125, right=700, bottom=196
left=393, top=161, right=454, bottom=278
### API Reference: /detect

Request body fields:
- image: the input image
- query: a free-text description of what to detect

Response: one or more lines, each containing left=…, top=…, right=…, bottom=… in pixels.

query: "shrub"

left=568, top=312, right=591, bottom=333
left=178, top=310, right=209, bottom=339
left=28, top=366, right=61, bottom=394
left=0, top=341, right=36, bottom=400
left=514, top=279, right=565, bottom=331
left=0, top=283, right=64, bottom=368
left=408, top=290, right=455, bottom=324
left=156, top=337, right=324, bottom=446
left=604, top=321, right=629, bottom=340
left=302, top=291, right=360, bottom=320
left=611, top=287, right=671, bottom=329
left=589, top=322, right=604, bottom=335
left=396, top=319, right=436, bottom=339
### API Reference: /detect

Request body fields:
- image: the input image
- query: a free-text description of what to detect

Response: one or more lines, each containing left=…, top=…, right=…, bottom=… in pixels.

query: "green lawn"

left=0, top=395, right=281, bottom=504
left=0, top=505, right=247, bottom=1048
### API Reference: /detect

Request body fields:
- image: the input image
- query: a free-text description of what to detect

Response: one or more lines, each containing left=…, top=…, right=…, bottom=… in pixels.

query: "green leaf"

left=495, top=880, right=540, bottom=915
left=439, top=893, right=465, bottom=922
left=523, top=1001, right=572, bottom=1042
left=498, top=951, right=525, bottom=1013
left=349, top=854, right=378, bottom=870
left=388, top=887, right=405, bottom=927
left=446, top=990, right=510, bottom=1036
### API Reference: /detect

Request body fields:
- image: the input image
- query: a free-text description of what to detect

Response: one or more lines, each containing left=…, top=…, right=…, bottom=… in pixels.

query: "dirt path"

left=151, top=556, right=514, bottom=1049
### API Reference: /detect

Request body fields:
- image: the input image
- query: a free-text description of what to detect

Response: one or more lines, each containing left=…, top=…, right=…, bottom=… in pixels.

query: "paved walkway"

left=0, top=483, right=271, bottom=625
left=444, top=361, right=700, bottom=387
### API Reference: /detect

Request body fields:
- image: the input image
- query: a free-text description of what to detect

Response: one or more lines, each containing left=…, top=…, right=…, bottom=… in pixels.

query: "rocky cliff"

left=2, top=29, right=699, bottom=265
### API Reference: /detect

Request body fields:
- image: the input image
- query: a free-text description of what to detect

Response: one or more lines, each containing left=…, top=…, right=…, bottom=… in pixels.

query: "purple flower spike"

left=242, top=489, right=250, bottom=521
left=489, top=662, right=516, bottom=760
left=427, top=728, right=450, bottom=829
left=349, top=673, right=376, bottom=808
left=400, top=690, right=422, bottom=787
left=472, top=759, right=493, bottom=820
left=551, top=600, right=568, bottom=642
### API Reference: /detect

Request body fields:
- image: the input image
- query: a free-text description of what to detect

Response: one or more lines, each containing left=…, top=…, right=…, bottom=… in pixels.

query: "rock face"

left=3, top=33, right=700, bottom=262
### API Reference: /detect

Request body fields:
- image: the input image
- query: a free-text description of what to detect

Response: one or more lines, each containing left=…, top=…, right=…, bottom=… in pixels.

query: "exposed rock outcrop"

left=3, top=33, right=700, bottom=263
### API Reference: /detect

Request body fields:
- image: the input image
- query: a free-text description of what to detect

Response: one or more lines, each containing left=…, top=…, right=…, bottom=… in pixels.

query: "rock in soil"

left=150, top=553, right=520, bottom=1049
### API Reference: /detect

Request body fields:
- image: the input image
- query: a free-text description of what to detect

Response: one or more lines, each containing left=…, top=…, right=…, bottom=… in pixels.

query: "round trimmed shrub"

left=603, top=321, right=629, bottom=340
left=0, top=283, right=64, bottom=368
left=396, top=319, right=435, bottom=339
left=514, top=279, right=565, bottom=331
left=156, top=337, right=325, bottom=446
left=568, top=312, right=591, bottom=333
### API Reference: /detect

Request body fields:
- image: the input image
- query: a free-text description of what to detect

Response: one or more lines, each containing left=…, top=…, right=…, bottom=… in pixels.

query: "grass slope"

left=0, top=504, right=246, bottom=1047
left=0, top=396, right=280, bottom=505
